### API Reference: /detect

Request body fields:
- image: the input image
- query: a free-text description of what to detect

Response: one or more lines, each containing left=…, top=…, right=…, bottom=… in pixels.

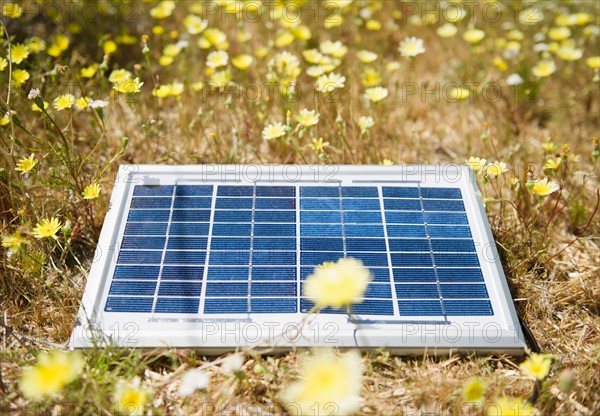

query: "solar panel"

left=71, top=165, right=525, bottom=354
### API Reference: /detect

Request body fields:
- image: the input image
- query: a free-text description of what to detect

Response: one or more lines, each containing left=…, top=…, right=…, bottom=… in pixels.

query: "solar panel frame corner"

left=70, top=164, right=526, bottom=354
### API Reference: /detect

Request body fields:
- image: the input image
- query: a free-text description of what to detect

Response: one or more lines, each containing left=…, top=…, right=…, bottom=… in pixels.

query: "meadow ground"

left=0, top=1, right=599, bottom=415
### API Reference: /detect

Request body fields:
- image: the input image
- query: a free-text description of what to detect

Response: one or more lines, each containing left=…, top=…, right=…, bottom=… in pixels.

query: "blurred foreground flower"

left=304, top=257, right=371, bottom=310
left=532, top=60, right=556, bottom=78
left=462, top=377, right=487, bottom=403
left=113, top=377, right=150, bottom=416
left=519, top=353, right=553, bottom=379
left=33, top=217, right=62, bottom=239
left=82, top=183, right=101, bottom=200
left=53, top=94, right=75, bottom=110
left=2, top=230, right=27, bottom=254
left=15, top=154, right=37, bottom=174
left=20, top=350, right=84, bottom=400
left=279, top=349, right=363, bottom=416
left=487, top=397, right=533, bottom=416
left=178, top=368, right=209, bottom=397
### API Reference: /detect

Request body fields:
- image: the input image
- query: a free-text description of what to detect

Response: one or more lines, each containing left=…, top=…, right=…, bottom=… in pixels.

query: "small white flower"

left=89, top=99, right=109, bottom=108
left=178, top=368, right=210, bottom=397
left=221, top=353, right=244, bottom=373
left=506, top=74, right=524, bottom=86
left=28, top=88, right=41, bottom=100
left=357, top=116, right=375, bottom=133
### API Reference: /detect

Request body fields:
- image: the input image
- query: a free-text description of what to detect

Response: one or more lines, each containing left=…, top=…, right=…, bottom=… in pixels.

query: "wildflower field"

left=1, top=0, right=599, bottom=415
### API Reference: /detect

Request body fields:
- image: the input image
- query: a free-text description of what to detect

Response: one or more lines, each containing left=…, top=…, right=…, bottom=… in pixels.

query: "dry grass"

left=1, top=0, right=600, bottom=414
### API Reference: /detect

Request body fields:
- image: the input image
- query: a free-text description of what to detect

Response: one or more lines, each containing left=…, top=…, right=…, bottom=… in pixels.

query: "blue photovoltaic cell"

left=106, top=184, right=494, bottom=318
left=175, top=185, right=213, bottom=196
left=133, top=185, right=174, bottom=196
left=127, top=210, right=170, bottom=222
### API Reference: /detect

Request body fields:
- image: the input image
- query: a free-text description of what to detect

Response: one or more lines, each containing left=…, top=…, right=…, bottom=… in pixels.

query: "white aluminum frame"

left=70, top=164, right=526, bottom=354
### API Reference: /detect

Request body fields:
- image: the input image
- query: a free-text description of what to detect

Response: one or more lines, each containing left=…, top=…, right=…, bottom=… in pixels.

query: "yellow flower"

left=82, top=183, right=101, bottom=200
left=548, top=27, right=571, bottom=41
left=293, top=25, right=311, bottom=40
left=2, top=3, right=22, bottom=18
left=184, top=15, right=207, bottom=35
left=0, top=113, right=9, bottom=126
left=209, top=70, right=232, bottom=88
left=152, top=82, right=184, bottom=98
left=437, top=23, right=458, bottom=38
left=55, top=34, right=70, bottom=51
left=309, top=138, right=329, bottom=153
left=486, top=161, right=508, bottom=177
left=262, top=122, right=287, bottom=140
left=10, top=44, right=30, bottom=64
left=0, top=57, right=7, bottom=71
left=200, top=28, right=228, bottom=49
left=15, top=154, right=37, bottom=174
left=487, top=397, right=534, bottom=416
left=191, top=81, right=204, bottom=92
left=20, top=350, right=84, bottom=400
left=541, top=142, right=556, bottom=153
left=532, top=60, right=556, bottom=78
left=519, top=353, right=553, bottom=380
left=12, top=69, right=30, bottom=86
left=2, top=230, right=27, bottom=253
left=206, top=50, right=229, bottom=69
left=80, top=64, right=99, bottom=78
left=306, top=66, right=325, bottom=78
left=113, top=378, right=149, bottom=416
left=398, top=36, right=425, bottom=58
left=315, top=72, right=346, bottom=93
left=357, top=50, right=377, bottom=64
left=364, top=87, right=389, bottom=102
left=296, top=109, right=319, bottom=128
left=465, top=157, right=487, bottom=172
left=75, top=97, right=89, bottom=110
left=232, top=54, right=253, bottom=70
left=493, top=57, right=508, bottom=71
left=33, top=217, right=62, bottom=239
left=163, top=43, right=183, bottom=57
left=587, top=56, right=600, bottom=70
left=462, top=377, right=487, bottom=403
left=304, top=257, right=371, bottom=310
left=108, top=69, right=132, bottom=83
left=158, top=55, right=174, bottom=66
left=448, top=87, right=470, bottom=101
left=556, top=46, right=583, bottom=61
left=302, top=49, right=323, bottom=64
left=366, top=19, right=381, bottom=31
left=53, top=94, right=76, bottom=110
left=444, top=5, right=466, bottom=22
left=380, top=159, right=394, bottom=165
left=530, top=179, right=560, bottom=197
left=279, top=349, right=363, bottom=416
left=544, top=158, right=561, bottom=170
left=103, top=40, right=117, bottom=55
left=320, top=40, right=348, bottom=58
left=32, top=101, right=49, bottom=112
left=113, top=78, right=144, bottom=94
left=358, top=116, right=374, bottom=133
left=463, top=28, right=486, bottom=44
left=150, top=1, right=175, bottom=19
left=275, top=30, right=295, bottom=48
